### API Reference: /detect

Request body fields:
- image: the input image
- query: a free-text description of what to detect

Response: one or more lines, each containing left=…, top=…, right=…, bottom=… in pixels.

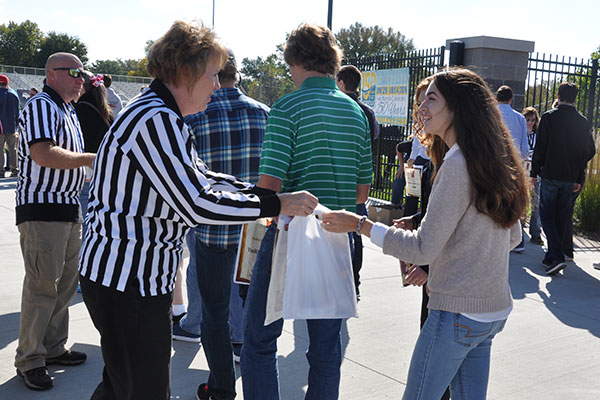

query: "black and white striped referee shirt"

left=16, top=85, right=86, bottom=225
left=79, top=79, right=280, bottom=296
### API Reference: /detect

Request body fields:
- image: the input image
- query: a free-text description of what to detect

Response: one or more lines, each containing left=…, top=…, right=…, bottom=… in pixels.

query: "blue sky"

left=1, top=0, right=598, bottom=65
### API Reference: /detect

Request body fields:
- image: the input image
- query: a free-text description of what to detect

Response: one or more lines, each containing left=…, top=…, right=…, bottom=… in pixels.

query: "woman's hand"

left=321, top=210, right=361, bottom=233
left=405, top=265, right=428, bottom=287
left=393, top=216, right=413, bottom=230
left=278, top=191, right=318, bottom=217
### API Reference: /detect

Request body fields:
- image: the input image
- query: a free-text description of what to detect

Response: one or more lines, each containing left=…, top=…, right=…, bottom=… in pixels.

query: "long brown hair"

left=432, top=68, right=528, bottom=228
left=413, top=77, right=449, bottom=180
left=82, top=75, right=113, bottom=126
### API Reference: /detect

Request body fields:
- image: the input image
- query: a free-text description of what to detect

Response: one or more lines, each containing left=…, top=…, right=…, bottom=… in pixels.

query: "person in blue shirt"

left=496, top=85, right=528, bottom=252
left=0, top=74, right=20, bottom=177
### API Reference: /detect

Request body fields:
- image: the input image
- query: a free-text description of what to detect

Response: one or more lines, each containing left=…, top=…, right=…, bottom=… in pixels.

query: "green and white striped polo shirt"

left=259, top=77, right=372, bottom=212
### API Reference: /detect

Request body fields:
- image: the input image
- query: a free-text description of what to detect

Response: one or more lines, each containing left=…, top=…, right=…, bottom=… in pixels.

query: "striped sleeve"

left=122, top=111, right=275, bottom=227
left=258, top=106, right=294, bottom=180
left=22, top=96, right=59, bottom=145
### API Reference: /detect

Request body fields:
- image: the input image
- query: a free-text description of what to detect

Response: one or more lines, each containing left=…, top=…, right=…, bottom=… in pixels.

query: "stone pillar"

left=445, top=36, right=535, bottom=110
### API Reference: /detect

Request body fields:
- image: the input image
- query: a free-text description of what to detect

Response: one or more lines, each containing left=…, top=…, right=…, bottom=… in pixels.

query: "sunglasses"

left=53, top=68, right=85, bottom=78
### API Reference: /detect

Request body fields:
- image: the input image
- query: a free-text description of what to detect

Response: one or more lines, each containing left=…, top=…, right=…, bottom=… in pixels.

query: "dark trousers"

left=194, top=242, right=238, bottom=400
left=540, top=178, right=573, bottom=263
left=351, top=203, right=368, bottom=296
left=80, top=275, right=173, bottom=400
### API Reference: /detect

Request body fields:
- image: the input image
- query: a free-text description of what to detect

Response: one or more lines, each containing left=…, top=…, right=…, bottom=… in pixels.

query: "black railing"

left=527, top=53, right=599, bottom=136
left=343, top=47, right=446, bottom=200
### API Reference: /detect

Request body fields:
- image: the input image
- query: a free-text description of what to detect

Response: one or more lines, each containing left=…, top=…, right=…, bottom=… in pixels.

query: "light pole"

left=212, top=0, right=215, bottom=28
left=327, top=0, right=333, bottom=30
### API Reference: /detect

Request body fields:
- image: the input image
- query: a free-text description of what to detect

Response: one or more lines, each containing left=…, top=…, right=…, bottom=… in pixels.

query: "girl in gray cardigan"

left=322, top=68, right=528, bottom=400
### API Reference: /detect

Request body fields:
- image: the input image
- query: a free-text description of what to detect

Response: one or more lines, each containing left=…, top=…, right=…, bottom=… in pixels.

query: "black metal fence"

left=344, top=47, right=445, bottom=201
left=527, top=53, right=599, bottom=135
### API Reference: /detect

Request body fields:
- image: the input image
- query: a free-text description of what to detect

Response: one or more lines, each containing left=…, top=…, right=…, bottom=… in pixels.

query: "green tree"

left=90, top=59, right=126, bottom=75
left=34, top=31, right=88, bottom=67
left=335, top=22, right=415, bottom=60
left=240, top=51, right=295, bottom=106
left=0, top=20, right=43, bottom=66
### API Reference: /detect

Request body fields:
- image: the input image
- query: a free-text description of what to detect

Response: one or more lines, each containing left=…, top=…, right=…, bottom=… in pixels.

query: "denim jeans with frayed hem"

left=403, top=310, right=506, bottom=400
left=241, top=223, right=343, bottom=400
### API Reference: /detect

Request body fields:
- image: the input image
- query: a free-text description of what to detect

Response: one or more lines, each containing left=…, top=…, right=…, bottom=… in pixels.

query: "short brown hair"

left=147, top=20, right=228, bottom=91
left=495, top=85, right=513, bottom=102
left=557, top=81, right=578, bottom=103
left=218, top=49, right=238, bottom=83
left=283, top=23, right=342, bottom=76
left=336, top=65, right=361, bottom=94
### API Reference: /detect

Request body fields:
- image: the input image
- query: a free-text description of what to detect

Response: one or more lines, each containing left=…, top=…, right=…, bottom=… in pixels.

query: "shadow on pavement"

left=0, top=311, right=19, bottom=351
left=539, top=263, right=600, bottom=338
left=0, top=342, right=102, bottom=400
left=170, top=339, right=206, bottom=399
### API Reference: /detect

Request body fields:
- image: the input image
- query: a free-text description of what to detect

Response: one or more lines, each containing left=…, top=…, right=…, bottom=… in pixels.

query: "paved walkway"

left=0, top=176, right=599, bottom=399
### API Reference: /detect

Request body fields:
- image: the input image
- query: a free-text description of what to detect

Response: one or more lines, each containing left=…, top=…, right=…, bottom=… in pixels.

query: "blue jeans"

left=241, top=224, right=343, bottom=400
left=180, top=231, right=203, bottom=335
left=403, top=310, right=506, bottom=400
left=539, top=178, right=573, bottom=263
left=529, top=179, right=542, bottom=240
left=180, top=231, right=244, bottom=343
left=183, top=232, right=244, bottom=400
left=391, top=175, right=406, bottom=206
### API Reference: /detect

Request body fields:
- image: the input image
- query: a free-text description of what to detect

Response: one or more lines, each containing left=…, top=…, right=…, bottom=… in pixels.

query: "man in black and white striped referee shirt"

left=77, top=21, right=317, bottom=400
left=14, top=52, right=96, bottom=391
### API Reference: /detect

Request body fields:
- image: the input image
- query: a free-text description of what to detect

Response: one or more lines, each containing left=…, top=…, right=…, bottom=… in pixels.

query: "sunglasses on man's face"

left=53, top=68, right=85, bottom=79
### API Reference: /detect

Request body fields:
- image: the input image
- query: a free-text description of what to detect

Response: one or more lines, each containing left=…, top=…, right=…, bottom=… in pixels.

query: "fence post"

left=587, top=58, right=598, bottom=129
left=445, top=36, right=534, bottom=110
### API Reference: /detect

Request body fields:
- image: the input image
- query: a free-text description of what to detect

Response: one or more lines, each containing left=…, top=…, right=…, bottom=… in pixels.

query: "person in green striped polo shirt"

left=239, top=23, right=372, bottom=400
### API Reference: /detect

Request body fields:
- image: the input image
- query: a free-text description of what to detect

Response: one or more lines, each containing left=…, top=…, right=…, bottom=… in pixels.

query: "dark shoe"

left=196, top=383, right=215, bottom=400
left=545, top=260, right=567, bottom=276
left=530, top=237, right=544, bottom=245
left=511, top=245, right=525, bottom=253
left=17, top=367, right=53, bottom=390
left=173, top=311, right=186, bottom=324
left=46, top=349, right=87, bottom=366
left=542, top=258, right=552, bottom=267
left=232, top=343, right=242, bottom=363
left=173, top=322, right=201, bottom=343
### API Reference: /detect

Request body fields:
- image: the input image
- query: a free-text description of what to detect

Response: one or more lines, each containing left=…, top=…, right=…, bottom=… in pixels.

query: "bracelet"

left=356, top=215, right=367, bottom=234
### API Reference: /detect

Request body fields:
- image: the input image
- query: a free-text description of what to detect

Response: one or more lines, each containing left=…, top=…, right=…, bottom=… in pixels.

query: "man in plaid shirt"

left=179, top=49, right=270, bottom=400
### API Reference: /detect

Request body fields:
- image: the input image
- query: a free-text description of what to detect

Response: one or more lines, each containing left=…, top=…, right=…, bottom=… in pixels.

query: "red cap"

left=0, top=75, right=8, bottom=84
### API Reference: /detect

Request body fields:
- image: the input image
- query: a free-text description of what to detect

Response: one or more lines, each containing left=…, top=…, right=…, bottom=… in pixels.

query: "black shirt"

left=531, top=104, right=595, bottom=184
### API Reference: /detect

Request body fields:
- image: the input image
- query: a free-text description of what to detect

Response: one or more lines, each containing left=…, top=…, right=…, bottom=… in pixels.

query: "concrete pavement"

left=0, top=176, right=599, bottom=399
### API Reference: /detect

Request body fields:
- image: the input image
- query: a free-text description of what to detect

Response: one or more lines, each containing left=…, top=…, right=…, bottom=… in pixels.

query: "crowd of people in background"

left=0, top=17, right=597, bottom=400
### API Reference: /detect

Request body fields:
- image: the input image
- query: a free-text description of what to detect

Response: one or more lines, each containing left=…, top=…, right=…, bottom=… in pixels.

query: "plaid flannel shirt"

left=184, top=87, right=269, bottom=248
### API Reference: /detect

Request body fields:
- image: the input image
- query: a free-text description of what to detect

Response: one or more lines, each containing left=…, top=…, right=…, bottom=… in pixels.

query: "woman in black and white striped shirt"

left=79, top=21, right=317, bottom=400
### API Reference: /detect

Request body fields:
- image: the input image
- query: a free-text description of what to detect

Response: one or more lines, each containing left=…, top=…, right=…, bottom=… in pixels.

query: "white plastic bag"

left=282, top=205, right=358, bottom=320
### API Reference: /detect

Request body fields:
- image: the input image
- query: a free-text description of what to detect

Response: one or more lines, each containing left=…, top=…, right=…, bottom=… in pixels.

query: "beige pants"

left=0, top=133, right=18, bottom=174
left=15, top=221, right=81, bottom=372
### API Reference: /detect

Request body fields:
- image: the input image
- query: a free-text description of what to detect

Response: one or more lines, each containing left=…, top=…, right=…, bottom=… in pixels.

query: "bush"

left=574, top=142, right=600, bottom=233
